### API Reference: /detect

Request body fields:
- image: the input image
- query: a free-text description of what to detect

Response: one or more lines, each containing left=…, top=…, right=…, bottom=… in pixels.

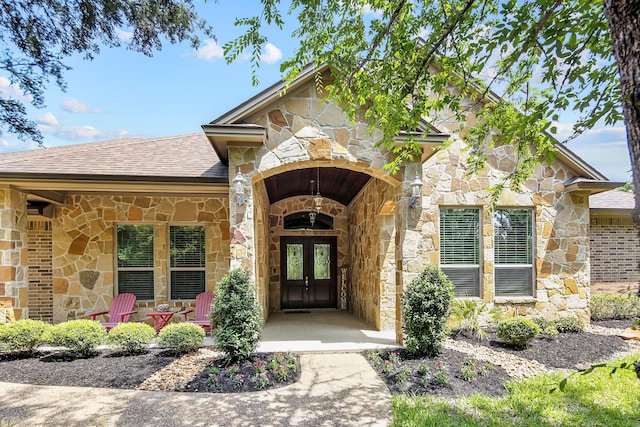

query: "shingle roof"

left=590, top=189, right=635, bottom=210
left=0, top=133, right=227, bottom=181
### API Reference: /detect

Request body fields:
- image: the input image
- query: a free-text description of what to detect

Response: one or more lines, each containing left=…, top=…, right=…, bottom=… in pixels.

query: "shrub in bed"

left=158, top=322, right=205, bottom=353
left=211, top=268, right=262, bottom=362
left=0, top=319, right=50, bottom=353
left=553, top=316, right=585, bottom=333
left=590, top=294, right=640, bottom=320
left=107, top=322, right=156, bottom=353
left=43, top=319, right=107, bottom=356
left=402, top=265, right=454, bottom=356
left=497, top=317, right=540, bottom=349
left=531, top=317, right=559, bottom=338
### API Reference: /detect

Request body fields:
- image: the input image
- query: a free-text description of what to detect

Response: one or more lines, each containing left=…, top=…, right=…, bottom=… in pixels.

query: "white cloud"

left=0, top=139, right=9, bottom=148
left=44, top=125, right=131, bottom=140
left=261, top=43, right=282, bottom=64
left=61, top=97, right=101, bottom=114
left=0, top=76, right=33, bottom=102
left=363, top=5, right=382, bottom=16
left=195, top=39, right=224, bottom=60
left=116, top=28, right=133, bottom=41
left=37, top=112, right=58, bottom=126
left=550, top=122, right=575, bottom=140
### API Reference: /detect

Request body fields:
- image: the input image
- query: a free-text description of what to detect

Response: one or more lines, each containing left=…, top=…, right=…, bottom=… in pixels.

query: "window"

left=494, top=209, right=534, bottom=297
left=116, top=225, right=154, bottom=300
left=170, top=225, right=205, bottom=300
left=440, top=208, right=481, bottom=297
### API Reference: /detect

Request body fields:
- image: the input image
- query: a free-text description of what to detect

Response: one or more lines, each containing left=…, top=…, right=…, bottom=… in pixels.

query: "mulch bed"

left=0, top=349, right=177, bottom=389
left=367, top=347, right=510, bottom=398
left=0, top=349, right=300, bottom=392
left=454, top=329, right=633, bottom=370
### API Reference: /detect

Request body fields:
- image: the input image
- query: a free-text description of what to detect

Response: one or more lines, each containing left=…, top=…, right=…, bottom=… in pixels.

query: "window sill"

left=494, top=297, right=536, bottom=304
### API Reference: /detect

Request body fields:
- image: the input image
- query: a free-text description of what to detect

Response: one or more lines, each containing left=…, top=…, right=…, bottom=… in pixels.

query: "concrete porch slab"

left=256, top=311, right=399, bottom=353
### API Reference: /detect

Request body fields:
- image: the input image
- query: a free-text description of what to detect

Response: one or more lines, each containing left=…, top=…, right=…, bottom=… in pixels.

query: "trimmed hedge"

left=553, top=316, right=584, bottom=333
left=0, top=319, right=50, bottom=353
left=107, top=322, right=156, bottom=353
left=43, top=319, right=107, bottom=355
left=497, top=317, right=540, bottom=348
left=158, top=322, right=205, bottom=353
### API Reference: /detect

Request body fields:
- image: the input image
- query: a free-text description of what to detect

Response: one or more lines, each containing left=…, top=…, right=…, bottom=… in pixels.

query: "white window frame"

left=439, top=208, right=482, bottom=297
left=168, top=224, right=206, bottom=301
left=494, top=208, right=535, bottom=297
left=115, top=224, right=155, bottom=301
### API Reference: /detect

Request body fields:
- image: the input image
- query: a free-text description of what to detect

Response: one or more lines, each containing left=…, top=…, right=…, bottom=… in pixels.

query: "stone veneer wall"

left=590, top=219, right=640, bottom=295
left=0, top=186, right=28, bottom=320
left=348, top=178, right=399, bottom=330
left=28, top=220, right=53, bottom=322
left=268, top=197, right=348, bottom=312
left=419, top=141, right=591, bottom=323
left=254, top=180, right=271, bottom=321
left=52, top=194, right=230, bottom=323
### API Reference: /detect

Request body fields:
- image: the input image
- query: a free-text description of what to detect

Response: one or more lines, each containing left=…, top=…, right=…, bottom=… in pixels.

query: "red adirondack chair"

left=87, top=293, right=137, bottom=331
left=179, top=291, right=215, bottom=335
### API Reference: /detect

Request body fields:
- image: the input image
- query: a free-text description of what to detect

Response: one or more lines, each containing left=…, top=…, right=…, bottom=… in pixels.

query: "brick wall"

left=590, top=218, right=640, bottom=294
left=27, top=220, right=53, bottom=322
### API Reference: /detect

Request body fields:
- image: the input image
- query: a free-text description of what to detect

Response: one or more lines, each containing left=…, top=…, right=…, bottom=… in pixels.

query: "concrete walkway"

left=0, top=352, right=392, bottom=427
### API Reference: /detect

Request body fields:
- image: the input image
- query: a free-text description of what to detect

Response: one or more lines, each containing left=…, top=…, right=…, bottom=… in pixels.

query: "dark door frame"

left=280, top=236, right=337, bottom=310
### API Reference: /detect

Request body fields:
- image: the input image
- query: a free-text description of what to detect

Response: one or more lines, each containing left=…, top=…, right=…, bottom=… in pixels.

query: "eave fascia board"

left=555, top=144, right=609, bottom=181
left=201, top=125, right=267, bottom=165
left=2, top=176, right=229, bottom=195
left=564, top=180, right=623, bottom=194
left=590, top=208, right=633, bottom=216
left=393, top=133, right=450, bottom=163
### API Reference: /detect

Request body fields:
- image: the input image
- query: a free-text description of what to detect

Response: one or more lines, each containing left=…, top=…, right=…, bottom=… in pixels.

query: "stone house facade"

left=0, top=65, right=620, bottom=339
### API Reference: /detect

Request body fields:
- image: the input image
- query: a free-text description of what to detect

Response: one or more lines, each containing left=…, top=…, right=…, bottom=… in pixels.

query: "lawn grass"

left=392, top=350, right=640, bottom=426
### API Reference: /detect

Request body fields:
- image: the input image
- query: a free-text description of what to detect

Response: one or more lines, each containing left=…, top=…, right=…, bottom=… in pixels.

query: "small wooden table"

left=146, top=312, right=176, bottom=332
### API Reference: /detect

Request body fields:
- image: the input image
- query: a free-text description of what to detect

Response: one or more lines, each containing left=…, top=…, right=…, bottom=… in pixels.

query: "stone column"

left=396, top=162, right=425, bottom=344
left=0, top=185, right=28, bottom=320
left=228, top=148, right=258, bottom=280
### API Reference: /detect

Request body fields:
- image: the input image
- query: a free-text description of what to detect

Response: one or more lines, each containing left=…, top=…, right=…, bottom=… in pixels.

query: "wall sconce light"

left=408, top=174, right=423, bottom=208
left=232, top=168, right=248, bottom=205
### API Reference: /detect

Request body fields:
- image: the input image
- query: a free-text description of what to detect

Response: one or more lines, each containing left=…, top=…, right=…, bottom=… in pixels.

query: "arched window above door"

left=284, top=212, right=334, bottom=230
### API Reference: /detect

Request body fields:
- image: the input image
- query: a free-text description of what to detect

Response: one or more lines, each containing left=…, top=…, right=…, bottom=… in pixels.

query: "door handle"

left=305, top=276, right=309, bottom=292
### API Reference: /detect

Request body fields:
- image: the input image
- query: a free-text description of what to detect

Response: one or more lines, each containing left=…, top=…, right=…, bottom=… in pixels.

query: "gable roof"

left=0, top=133, right=227, bottom=182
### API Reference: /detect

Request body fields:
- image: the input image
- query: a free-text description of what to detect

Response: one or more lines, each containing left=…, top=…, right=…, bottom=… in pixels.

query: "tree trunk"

left=603, top=0, right=640, bottom=225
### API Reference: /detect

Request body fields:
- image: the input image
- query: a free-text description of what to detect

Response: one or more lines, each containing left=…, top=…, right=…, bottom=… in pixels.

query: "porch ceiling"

left=263, top=167, right=371, bottom=206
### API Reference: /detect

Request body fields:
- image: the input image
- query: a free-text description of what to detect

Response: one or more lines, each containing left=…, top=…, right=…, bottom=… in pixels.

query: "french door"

left=280, top=236, right=337, bottom=309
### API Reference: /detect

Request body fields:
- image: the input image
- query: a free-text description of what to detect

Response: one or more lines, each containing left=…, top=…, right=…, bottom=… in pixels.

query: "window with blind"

left=440, top=208, right=481, bottom=297
left=494, top=209, right=534, bottom=296
left=116, top=224, right=154, bottom=300
left=169, top=225, right=205, bottom=300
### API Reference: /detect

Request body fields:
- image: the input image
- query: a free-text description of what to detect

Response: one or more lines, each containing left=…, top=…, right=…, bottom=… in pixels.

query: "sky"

left=0, top=1, right=632, bottom=183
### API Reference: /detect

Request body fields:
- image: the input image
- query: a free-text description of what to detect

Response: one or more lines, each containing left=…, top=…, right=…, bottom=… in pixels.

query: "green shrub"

left=211, top=268, right=262, bottom=362
left=590, top=294, right=640, bottom=320
left=402, top=265, right=455, bottom=356
left=450, top=299, right=501, bottom=340
left=532, top=317, right=559, bottom=338
left=157, top=322, right=205, bottom=352
left=0, top=319, right=50, bottom=353
left=43, top=319, right=107, bottom=355
left=553, top=316, right=585, bottom=333
left=497, top=317, right=540, bottom=348
left=107, top=322, right=156, bottom=353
